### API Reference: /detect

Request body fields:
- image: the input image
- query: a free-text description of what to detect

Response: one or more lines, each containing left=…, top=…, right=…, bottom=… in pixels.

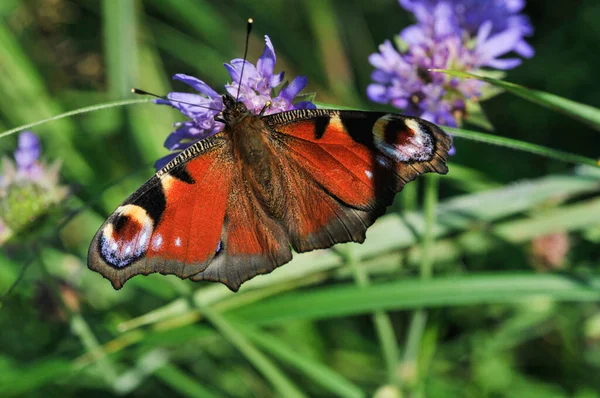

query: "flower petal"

left=279, top=76, right=308, bottom=101
left=367, top=84, right=389, bottom=103
left=433, top=3, right=458, bottom=38
left=15, top=132, right=41, bottom=170
left=228, top=59, right=259, bottom=85
left=18, top=131, right=40, bottom=151
left=476, top=21, right=493, bottom=45
left=515, top=39, right=535, bottom=58
left=257, top=35, right=276, bottom=79
left=478, top=28, right=521, bottom=59
left=173, top=74, right=220, bottom=98
left=485, top=57, right=522, bottom=69
left=269, top=71, right=285, bottom=88
left=401, top=25, right=427, bottom=45
left=294, top=101, right=317, bottom=110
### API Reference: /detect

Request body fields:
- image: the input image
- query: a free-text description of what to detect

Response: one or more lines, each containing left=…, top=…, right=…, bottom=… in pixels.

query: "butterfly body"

left=88, top=95, right=452, bottom=291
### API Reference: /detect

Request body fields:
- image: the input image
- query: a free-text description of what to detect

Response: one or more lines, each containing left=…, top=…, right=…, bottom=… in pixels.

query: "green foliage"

left=0, top=1, right=599, bottom=397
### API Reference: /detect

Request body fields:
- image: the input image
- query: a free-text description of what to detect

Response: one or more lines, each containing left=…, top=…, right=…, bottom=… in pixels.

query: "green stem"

left=195, top=300, right=306, bottom=398
left=38, top=256, right=118, bottom=384
left=345, top=246, right=401, bottom=387
left=0, top=98, right=151, bottom=140
left=420, top=175, right=439, bottom=280
left=446, top=126, right=599, bottom=167
left=400, top=179, right=419, bottom=212
left=400, top=175, right=439, bottom=389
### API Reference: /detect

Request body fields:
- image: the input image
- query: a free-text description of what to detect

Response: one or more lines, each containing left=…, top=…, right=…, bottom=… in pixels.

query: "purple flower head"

left=369, top=0, right=534, bottom=131
left=0, top=131, right=68, bottom=242
left=155, top=35, right=316, bottom=169
left=368, top=35, right=484, bottom=128
left=399, top=0, right=534, bottom=59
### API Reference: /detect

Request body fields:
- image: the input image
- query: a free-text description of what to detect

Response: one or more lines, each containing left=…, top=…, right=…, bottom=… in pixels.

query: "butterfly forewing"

left=266, top=109, right=450, bottom=207
left=87, top=135, right=232, bottom=289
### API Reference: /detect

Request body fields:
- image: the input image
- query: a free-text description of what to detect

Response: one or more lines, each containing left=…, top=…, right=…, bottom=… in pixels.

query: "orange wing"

left=262, top=109, right=451, bottom=253
left=189, top=166, right=292, bottom=291
left=88, top=135, right=232, bottom=289
left=88, top=132, right=292, bottom=292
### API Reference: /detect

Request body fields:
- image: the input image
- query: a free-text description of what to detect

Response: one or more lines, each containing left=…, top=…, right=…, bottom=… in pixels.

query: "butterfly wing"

left=88, top=135, right=233, bottom=289
left=89, top=131, right=293, bottom=292
left=188, top=166, right=292, bottom=291
left=261, top=109, right=451, bottom=253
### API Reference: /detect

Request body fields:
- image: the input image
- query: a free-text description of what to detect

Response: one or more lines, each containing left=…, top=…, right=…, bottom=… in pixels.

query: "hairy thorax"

left=228, top=114, right=286, bottom=217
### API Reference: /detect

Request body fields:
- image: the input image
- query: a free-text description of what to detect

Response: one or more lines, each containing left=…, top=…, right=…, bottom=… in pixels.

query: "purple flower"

left=0, top=131, right=68, bottom=243
left=368, top=0, right=534, bottom=129
left=14, top=131, right=44, bottom=181
left=399, top=0, right=534, bottom=58
left=155, top=35, right=316, bottom=169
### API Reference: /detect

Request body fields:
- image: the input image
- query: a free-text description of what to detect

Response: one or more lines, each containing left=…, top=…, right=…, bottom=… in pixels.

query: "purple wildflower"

left=155, top=35, right=316, bottom=169
left=14, top=131, right=44, bottom=181
left=368, top=0, right=534, bottom=129
left=0, top=132, right=68, bottom=244
left=399, top=0, right=534, bottom=58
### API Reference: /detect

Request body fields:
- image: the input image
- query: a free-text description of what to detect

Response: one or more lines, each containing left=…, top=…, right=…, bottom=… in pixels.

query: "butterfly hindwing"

left=88, top=135, right=232, bottom=289
left=189, top=167, right=292, bottom=291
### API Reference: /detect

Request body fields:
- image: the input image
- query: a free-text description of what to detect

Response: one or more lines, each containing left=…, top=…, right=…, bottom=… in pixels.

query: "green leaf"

left=154, top=363, right=219, bottom=398
left=102, top=0, right=138, bottom=99
left=446, top=126, right=599, bottom=167
left=0, top=99, right=152, bottom=140
left=0, top=357, right=73, bottom=395
left=432, top=69, right=600, bottom=132
left=239, top=321, right=365, bottom=398
left=231, top=273, right=600, bottom=325
left=197, top=302, right=307, bottom=398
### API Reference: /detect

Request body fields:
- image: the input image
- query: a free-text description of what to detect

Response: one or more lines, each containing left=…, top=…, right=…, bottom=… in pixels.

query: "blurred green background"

left=1, top=0, right=600, bottom=397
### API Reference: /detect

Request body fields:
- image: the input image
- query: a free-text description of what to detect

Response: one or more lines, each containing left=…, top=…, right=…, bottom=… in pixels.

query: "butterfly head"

left=219, top=93, right=251, bottom=125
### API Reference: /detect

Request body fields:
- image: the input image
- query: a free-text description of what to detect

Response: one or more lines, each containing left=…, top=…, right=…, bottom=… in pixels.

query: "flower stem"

left=0, top=98, right=152, bottom=140
left=400, top=174, right=439, bottom=390
left=345, top=246, right=401, bottom=387
left=194, top=299, right=306, bottom=398
left=446, top=126, right=599, bottom=167
left=38, top=254, right=118, bottom=385
left=400, top=180, right=419, bottom=212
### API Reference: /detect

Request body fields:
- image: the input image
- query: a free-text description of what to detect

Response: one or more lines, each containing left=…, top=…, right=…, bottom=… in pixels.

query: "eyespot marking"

left=99, top=205, right=154, bottom=268
left=373, top=115, right=433, bottom=162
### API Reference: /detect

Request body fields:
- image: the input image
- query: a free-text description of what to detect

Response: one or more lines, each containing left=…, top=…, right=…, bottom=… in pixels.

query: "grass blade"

left=154, top=363, right=219, bottom=398
left=231, top=273, right=600, bottom=325
left=0, top=99, right=152, bottom=140
left=432, top=69, right=600, bottom=132
left=240, top=321, right=365, bottom=398
left=103, top=0, right=138, bottom=99
left=197, top=302, right=306, bottom=398
left=446, top=126, right=599, bottom=167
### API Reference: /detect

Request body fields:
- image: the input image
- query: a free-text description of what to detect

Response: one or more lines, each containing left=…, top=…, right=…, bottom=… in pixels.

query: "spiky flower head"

left=368, top=0, right=534, bottom=129
left=0, top=132, right=68, bottom=244
left=154, top=35, right=316, bottom=169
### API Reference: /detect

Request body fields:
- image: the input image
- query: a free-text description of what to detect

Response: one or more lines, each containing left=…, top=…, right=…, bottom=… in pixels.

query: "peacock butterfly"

left=87, top=22, right=452, bottom=292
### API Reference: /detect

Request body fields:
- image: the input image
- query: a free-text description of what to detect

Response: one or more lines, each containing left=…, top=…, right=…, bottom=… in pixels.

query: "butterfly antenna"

left=235, top=18, right=254, bottom=101
left=131, top=88, right=221, bottom=112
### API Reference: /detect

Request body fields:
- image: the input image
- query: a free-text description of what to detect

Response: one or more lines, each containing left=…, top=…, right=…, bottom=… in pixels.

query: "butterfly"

left=87, top=90, right=452, bottom=292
